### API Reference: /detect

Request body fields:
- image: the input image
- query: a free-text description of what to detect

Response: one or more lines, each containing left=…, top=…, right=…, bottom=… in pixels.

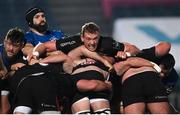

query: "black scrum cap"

left=25, top=7, right=44, bottom=26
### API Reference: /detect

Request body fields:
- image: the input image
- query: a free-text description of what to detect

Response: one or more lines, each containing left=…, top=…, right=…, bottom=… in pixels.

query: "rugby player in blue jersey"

left=22, top=7, right=65, bottom=56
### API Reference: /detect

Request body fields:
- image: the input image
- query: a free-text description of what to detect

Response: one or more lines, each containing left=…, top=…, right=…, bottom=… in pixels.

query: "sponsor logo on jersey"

left=155, top=96, right=168, bottom=99
left=60, top=41, right=76, bottom=47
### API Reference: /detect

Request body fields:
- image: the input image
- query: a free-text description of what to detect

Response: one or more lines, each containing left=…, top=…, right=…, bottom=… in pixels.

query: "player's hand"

left=116, top=51, right=128, bottom=59
left=104, top=60, right=114, bottom=72
left=28, top=59, right=40, bottom=65
left=11, top=63, right=26, bottom=71
left=63, top=57, right=74, bottom=74
left=74, top=58, right=96, bottom=66
left=105, top=81, right=112, bottom=91
left=0, top=70, right=7, bottom=78
left=27, top=52, right=39, bottom=62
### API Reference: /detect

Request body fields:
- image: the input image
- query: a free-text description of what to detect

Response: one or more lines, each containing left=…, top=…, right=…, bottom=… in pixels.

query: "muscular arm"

left=26, top=41, right=57, bottom=62
left=0, top=57, right=7, bottom=79
left=114, top=57, right=154, bottom=76
left=123, top=42, right=140, bottom=55
left=11, top=63, right=26, bottom=71
left=22, top=43, right=34, bottom=56
left=116, top=42, right=140, bottom=60
left=117, top=42, right=170, bottom=61
left=39, top=52, right=69, bottom=64
left=34, top=41, right=57, bottom=56
left=154, top=42, right=171, bottom=57
left=39, top=53, right=74, bottom=74
left=1, top=95, right=10, bottom=114
left=76, top=80, right=112, bottom=92
left=68, top=45, right=113, bottom=70
left=136, top=42, right=171, bottom=62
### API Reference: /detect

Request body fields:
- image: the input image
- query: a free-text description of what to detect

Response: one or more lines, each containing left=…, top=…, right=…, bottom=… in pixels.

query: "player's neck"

left=30, top=28, right=46, bottom=36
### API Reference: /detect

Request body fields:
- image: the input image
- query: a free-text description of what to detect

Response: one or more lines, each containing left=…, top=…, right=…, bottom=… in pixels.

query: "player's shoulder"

left=25, top=31, right=35, bottom=38
left=0, top=44, right=3, bottom=51
left=0, top=44, right=3, bottom=47
left=50, top=30, right=64, bottom=34
left=25, top=31, right=33, bottom=35
left=64, top=33, right=80, bottom=40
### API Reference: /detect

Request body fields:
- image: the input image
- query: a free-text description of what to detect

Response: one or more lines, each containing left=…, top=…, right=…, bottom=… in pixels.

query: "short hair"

left=5, top=27, right=26, bottom=44
left=160, top=53, right=175, bottom=70
left=81, top=22, right=100, bottom=36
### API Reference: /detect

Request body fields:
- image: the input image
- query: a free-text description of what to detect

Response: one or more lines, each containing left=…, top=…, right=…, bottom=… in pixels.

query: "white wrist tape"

left=32, top=42, right=42, bottom=57
left=32, top=51, right=39, bottom=57
left=125, top=52, right=131, bottom=57
left=13, top=106, right=32, bottom=114
left=150, top=62, right=161, bottom=73
left=39, top=62, right=48, bottom=66
left=23, top=56, right=28, bottom=60
left=33, top=42, right=42, bottom=52
left=1, top=90, right=10, bottom=96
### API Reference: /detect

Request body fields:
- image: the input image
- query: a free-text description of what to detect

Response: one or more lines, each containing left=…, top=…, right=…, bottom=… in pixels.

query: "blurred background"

left=0, top=0, right=180, bottom=112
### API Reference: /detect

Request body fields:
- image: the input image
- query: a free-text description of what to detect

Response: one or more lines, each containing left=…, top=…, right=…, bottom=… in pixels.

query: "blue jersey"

left=25, top=30, right=65, bottom=46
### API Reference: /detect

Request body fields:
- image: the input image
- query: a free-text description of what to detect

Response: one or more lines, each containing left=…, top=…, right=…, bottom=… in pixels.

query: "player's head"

left=4, top=27, right=25, bottom=58
left=159, top=53, right=175, bottom=77
left=25, top=7, right=48, bottom=33
left=81, top=22, right=100, bottom=51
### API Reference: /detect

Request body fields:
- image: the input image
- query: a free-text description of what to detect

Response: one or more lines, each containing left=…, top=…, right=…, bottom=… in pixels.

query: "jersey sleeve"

left=56, top=35, right=82, bottom=54
left=25, top=32, right=35, bottom=45
left=52, top=30, right=65, bottom=40
left=136, top=46, right=158, bottom=62
left=97, top=36, right=124, bottom=57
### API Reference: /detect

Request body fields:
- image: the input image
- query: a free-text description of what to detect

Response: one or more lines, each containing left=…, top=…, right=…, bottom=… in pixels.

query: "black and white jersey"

left=56, top=34, right=124, bottom=57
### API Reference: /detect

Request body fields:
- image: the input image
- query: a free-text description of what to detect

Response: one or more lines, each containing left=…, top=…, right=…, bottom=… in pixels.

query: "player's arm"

left=39, top=53, right=75, bottom=74
left=77, top=80, right=112, bottom=92
left=22, top=43, right=34, bottom=56
left=114, top=57, right=155, bottom=76
left=71, top=45, right=113, bottom=71
left=1, top=94, right=10, bottom=114
left=27, top=40, right=57, bottom=62
left=39, top=52, right=71, bottom=64
left=154, top=42, right=171, bottom=57
left=116, top=42, right=140, bottom=60
left=122, top=42, right=140, bottom=55
left=0, top=57, right=7, bottom=79
left=136, top=41, right=171, bottom=61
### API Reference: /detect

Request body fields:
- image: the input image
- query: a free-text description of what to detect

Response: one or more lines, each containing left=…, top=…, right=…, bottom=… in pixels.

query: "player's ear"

left=81, top=35, right=84, bottom=42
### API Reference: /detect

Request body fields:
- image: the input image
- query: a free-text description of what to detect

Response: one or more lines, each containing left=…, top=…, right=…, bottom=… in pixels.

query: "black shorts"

left=71, top=70, right=109, bottom=104
left=0, top=79, right=9, bottom=91
left=110, top=74, right=122, bottom=104
left=54, top=73, right=76, bottom=98
left=13, top=72, right=75, bottom=113
left=122, top=71, right=168, bottom=107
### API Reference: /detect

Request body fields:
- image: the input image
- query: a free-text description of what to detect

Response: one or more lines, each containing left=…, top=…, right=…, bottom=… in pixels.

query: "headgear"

left=25, top=7, right=44, bottom=27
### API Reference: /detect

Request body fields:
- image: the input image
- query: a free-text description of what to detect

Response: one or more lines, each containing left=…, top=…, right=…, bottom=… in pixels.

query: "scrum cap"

left=25, top=7, right=44, bottom=26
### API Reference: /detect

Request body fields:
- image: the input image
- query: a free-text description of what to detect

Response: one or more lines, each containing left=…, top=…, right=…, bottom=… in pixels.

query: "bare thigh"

left=147, top=102, right=170, bottom=114
left=71, top=97, right=90, bottom=114
left=90, top=99, right=110, bottom=112
left=124, top=102, right=145, bottom=114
